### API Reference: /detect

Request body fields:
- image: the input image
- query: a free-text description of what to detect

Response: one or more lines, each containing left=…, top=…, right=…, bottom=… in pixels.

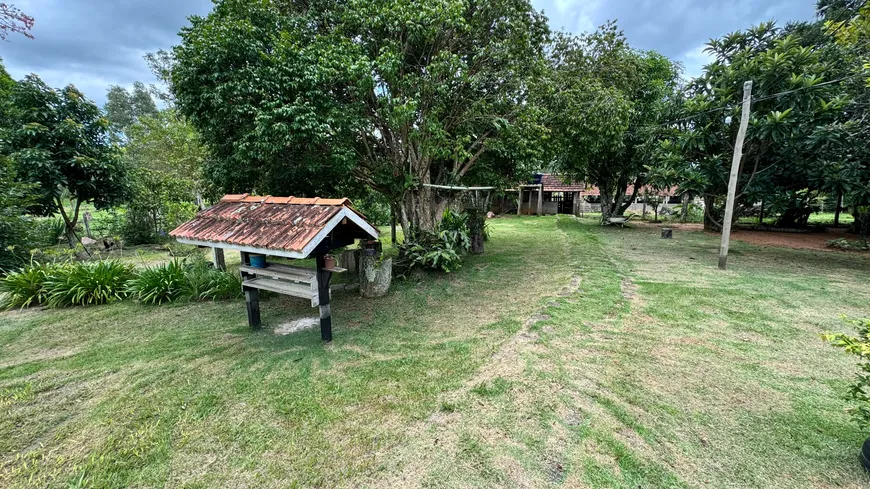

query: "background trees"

left=547, top=24, right=681, bottom=219
left=171, top=0, right=550, bottom=235
left=104, top=82, right=159, bottom=138
left=659, top=22, right=851, bottom=230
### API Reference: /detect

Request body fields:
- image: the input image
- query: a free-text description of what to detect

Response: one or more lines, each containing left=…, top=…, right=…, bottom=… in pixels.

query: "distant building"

left=496, top=173, right=681, bottom=216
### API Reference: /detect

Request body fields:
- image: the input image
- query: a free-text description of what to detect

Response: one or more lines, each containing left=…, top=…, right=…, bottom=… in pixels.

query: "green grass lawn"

left=2, top=217, right=870, bottom=488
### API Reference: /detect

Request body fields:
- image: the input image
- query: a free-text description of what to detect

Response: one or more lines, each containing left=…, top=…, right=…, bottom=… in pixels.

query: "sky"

left=1, top=0, right=818, bottom=107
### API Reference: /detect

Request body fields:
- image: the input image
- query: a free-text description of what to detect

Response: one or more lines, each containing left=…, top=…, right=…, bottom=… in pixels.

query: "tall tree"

left=547, top=24, right=681, bottom=219
left=104, top=82, right=159, bottom=137
left=4, top=75, right=130, bottom=246
left=820, top=0, right=870, bottom=237
left=171, top=0, right=550, bottom=235
left=125, top=109, right=213, bottom=206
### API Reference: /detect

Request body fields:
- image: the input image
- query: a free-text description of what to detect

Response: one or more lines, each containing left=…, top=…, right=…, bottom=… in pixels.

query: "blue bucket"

left=249, top=254, right=267, bottom=268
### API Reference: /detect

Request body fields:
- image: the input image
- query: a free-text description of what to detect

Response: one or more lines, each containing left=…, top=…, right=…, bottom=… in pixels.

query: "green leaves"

left=823, top=317, right=870, bottom=430
left=4, top=74, right=131, bottom=217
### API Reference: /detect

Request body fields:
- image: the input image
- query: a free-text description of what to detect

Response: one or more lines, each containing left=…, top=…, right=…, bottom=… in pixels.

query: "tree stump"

left=661, top=228, right=673, bottom=239
left=360, top=254, right=392, bottom=298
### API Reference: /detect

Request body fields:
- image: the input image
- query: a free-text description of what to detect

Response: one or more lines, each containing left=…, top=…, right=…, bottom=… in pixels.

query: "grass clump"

left=0, top=260, right=64, bottom=308
left=126, top=258, right=242, bottom=305
left=44, top=260, right=134, bottom=307
left=125, top=260, right=187, bottom=305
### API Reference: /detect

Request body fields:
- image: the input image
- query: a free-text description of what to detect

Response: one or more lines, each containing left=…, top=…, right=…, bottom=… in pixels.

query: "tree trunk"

left=704, top=194, right=722, bottom=232
left=834, top=191, right=842, bottom=227
left=400, top=187, right=449, bottom=238
left=681, top=193, right=689, bottom=223
left=600, top=189, right=615, bottom=221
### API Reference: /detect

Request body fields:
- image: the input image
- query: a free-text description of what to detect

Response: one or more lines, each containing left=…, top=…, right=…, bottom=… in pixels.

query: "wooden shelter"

left=169, top=194, right=380, bottom=341
left=517, top=174, right=587, bottom=216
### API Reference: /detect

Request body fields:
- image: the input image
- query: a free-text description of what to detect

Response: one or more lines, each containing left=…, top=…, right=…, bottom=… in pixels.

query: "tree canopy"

left=547, top=23, right=681, bottom=218
left=172, top=0, right=551, bottom=233
left=3, top=75, right=130, bottom=245
left=104, top=82, right=159, bottom=137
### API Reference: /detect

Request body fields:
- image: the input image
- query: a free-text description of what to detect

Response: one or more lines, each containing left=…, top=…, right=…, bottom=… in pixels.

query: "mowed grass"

left=0, top=217, right=571, bottom=488
left=2, top=216, right=870, bottom=488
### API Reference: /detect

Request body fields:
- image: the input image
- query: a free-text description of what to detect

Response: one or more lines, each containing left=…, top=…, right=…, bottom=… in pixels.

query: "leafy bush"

left=823, top=318, right=870, bottom=429
left=127, top=258, right=242, bottom=304
left=44, top=261, right=134, bottom=307
left=827, top=238, right=869, bottom=251
left=0, top=158, right=38, bottom=270
left=125, top=260, right=188, bottom=305
left=397, top=209, right=471, bottom=273
left=0, top=261, right=66, bottom=309
left=397, top=236, right=463, bottom=273
left=182, top=258, right=242, bottom=301
left=439, top=209, right=472, bottom=252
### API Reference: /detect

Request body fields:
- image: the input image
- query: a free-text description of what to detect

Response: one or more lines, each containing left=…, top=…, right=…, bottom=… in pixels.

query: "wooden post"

left=240, top=251, right=260, bottom=328
left=212, top=247, right=226, bottom=271
left=83, top=212, right=93, bottom=238
left=315, top=254, right=334, bottom=342
left=537, top=185, right=543, bottom=216
left=719, top=80, right=753, bottom=270
left=516, top=189, right=522, bottom=215
left=390, top=209, right=397, bottom=244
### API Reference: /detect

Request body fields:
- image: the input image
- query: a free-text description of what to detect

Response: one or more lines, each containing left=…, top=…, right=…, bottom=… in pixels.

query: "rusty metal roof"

left=169, top=194, right=379, bottom=258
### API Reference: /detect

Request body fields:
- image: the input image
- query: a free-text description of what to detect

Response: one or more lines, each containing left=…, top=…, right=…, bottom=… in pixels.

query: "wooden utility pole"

left=719, top=80, right=753, bottom=270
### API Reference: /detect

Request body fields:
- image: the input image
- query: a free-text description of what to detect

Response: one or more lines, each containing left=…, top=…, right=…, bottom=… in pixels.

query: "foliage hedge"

left=0, top=257, right=241, bottom=309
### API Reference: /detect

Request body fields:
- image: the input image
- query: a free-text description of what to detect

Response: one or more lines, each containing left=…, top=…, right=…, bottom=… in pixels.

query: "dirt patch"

left=714, top=227, right=851, bottom=252
left=634, top=221, right=857, bottom=253
left=273, top=317, right=319, bottom=335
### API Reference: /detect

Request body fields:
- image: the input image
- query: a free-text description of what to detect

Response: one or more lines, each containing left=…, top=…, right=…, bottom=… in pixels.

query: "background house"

left=494, top=173, right=683, bottom=216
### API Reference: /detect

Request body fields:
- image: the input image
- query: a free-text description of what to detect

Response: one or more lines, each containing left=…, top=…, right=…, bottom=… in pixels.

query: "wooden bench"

left=240, top=262, right=345, bottom=307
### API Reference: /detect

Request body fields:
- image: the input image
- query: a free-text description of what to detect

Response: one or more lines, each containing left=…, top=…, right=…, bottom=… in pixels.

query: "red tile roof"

left=540, top=174, right=586, bottom=192
left=169, top=194, right=378, bottom=257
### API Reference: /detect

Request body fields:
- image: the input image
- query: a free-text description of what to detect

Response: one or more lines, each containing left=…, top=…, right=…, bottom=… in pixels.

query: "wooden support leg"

left=316, top=254, right=334, bottom=342
left=244, top=287, right=261, bottom=328
left=213, top=247, right=226, bottom=271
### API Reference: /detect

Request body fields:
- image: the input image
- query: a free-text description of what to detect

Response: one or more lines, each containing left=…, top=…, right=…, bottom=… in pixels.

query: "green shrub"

left=183, top=258, right=242, bottom=301
left=827, top=238, right=869, bottom=251
left=125, top=260, right=187, bottom=305
left=397, top=209, right=472, bottom=274
left=126, top=259, right=241, bottom=304
left=31, top=217, right=67, bottom=247
left=439, top=208, right=472, bottom=252
left=44, top=261, right=134, bottom=307
left=823, top=318, right=870, bottom=429
left=0, top=261, right=66, bottom=309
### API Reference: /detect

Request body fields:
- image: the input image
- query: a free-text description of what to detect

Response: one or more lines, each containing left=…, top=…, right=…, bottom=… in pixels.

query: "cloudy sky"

left=1, top=0, right=818, bottom=107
